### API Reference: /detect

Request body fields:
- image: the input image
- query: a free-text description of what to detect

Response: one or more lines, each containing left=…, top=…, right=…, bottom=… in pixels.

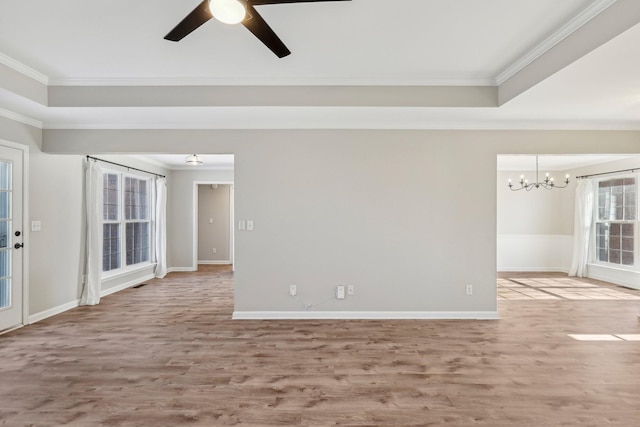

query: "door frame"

left=192, top=181, right=234, bottom=271
left=0, top=138, right=29, bottom=327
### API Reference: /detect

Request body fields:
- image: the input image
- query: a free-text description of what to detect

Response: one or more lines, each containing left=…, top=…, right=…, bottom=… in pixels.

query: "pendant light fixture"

left=185, top=154, right=204, bottom=166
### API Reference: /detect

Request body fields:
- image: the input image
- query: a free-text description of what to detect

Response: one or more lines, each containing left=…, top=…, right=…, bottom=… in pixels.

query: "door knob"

left=14, top=243, right=23, bottom=249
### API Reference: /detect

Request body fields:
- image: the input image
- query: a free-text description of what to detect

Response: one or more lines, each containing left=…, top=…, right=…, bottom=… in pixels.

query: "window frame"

left=101, top=168, right=155, bottom=279
left=591, top=173, right=639, bottom=271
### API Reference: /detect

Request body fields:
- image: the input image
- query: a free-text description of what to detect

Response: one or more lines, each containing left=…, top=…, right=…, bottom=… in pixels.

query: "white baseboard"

left=27, top=274, right=156, bottom=325
left=197, top=260, right=232, bottom=265
left=168, top=267, right=197, bottom=273
left=232, top=311, right=500, bottom=320
left=499, top=267, right=570, bottom=273
left=100, top=273, right=156, bottom=298
left=28, top=299, right=80, bottom=324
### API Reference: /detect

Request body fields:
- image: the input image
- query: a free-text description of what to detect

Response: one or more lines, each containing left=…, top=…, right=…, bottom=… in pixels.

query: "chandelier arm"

left=507, top=156, right=571, bottom=192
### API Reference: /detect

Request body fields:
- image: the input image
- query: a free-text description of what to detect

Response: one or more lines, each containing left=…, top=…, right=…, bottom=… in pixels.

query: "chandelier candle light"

left=508, top=156, right=570, bottom=191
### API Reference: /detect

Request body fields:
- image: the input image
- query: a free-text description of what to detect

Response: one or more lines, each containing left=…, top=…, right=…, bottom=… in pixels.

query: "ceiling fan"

left=165, top=0, right=352, bottom=58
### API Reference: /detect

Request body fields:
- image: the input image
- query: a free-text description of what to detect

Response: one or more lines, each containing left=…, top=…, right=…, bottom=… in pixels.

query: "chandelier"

left=508, top=156, right=570, bottom=191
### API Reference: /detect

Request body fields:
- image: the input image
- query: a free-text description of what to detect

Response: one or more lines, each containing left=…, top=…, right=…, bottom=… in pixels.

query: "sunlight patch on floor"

left=498, top=278, right=640, bottom=301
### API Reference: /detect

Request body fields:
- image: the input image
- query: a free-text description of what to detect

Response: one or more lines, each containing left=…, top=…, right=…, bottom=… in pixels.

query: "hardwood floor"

left=1, top=266, right=639, bottom=426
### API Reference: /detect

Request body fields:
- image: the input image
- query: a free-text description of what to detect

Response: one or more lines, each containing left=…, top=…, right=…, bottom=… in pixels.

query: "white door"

left=0, top=145, right=23, bottom=332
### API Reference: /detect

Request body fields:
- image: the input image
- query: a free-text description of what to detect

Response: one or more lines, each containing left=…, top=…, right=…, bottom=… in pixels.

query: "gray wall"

left=167, top=169, right=234, bottom=269
left=41, top=128, right=640, bottom=315
left=198, top=184, right=231, bottom=262
left=29, top=151, right=85, bottom=315
left=0, top=118, right=171, bottom=318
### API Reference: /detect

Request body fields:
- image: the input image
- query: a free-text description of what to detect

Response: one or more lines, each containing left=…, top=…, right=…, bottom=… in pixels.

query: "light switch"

left=209, top=218, right=213, bottom=224
left=238, top=220, right=246, bottom=230
left=31, top=220, right=42, bottom=232
left=246, top=220, right=254, bottom=231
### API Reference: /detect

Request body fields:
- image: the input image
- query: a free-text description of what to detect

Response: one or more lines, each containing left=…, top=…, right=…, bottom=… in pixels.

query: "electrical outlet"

left=347, top=285, right=355, bottom=296
left=212, top=248, right=217, bottom=254
left=289, top=285, right=297, bottom=297
left=466, top=284, right=473, bottom=295
left=336, top=285, right=345, bottom=299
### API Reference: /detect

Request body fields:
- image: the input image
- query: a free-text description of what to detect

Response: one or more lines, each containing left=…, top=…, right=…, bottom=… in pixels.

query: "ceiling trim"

left=495, top=0, right=617, bottom=85
left=0, top=52, right=48, bottom=85
left=47, top=77, right=496, bottom=87
left=0, top=107, right=43, bottom=129
left=41, top=120, right=640, bottom=131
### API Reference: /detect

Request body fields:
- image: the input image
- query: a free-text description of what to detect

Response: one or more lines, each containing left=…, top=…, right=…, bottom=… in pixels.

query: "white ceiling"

left=132, top=154, right=235, bottom=170
left=0, top=0, right=591, bottom=84
left=1, top=0, right=640, bottom=131
left=497, top=155, right=639, bottom=171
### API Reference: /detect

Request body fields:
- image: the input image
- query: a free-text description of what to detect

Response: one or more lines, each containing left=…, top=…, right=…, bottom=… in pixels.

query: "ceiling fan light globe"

left=209, top=0, right=246, bottom=24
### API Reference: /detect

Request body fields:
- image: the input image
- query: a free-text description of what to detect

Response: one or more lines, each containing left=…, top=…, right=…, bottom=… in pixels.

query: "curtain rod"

left=86, top=156, right=166, bottom=178
left=576, top=167, right=640, bottom=180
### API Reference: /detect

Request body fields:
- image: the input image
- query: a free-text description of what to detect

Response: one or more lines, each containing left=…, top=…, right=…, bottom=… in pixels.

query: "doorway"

left=0, top=143, right=25, bottom=332
left=193, top=182, right=234, bottom=270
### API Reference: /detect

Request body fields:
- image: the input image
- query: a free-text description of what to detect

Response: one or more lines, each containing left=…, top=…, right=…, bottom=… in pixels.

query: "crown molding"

left=496, top=0, right=618, bottom=85
left=40, top=119, right=640, bottom=131
left=0, top=52, right=49, bottom=85
left=47, top=76, right=496, bottom=87
left=0, top=108, right=43, bottom=129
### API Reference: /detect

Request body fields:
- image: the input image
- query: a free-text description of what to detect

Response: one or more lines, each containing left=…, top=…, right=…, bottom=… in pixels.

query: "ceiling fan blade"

left=250, top=0, right=351, bottom=5
left=242, top=5, right=291, bottom=58
left=164, top=0, right=213, bottom=42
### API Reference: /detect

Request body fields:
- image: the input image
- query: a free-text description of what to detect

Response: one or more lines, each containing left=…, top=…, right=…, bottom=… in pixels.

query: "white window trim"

left=101, top=168, right=156, bottom=278
left=590, top=172, right=639, bottom=272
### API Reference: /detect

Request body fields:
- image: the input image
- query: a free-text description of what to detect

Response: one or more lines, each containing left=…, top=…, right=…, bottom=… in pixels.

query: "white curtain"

left=569, top=179, right=594, bottom=277
left=155, top=177, right=168, bottom=278
left=81, top=159, right=103, bottom=305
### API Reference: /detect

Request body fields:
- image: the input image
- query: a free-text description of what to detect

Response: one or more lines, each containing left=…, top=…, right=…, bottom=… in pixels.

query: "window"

left=595, top=177, right=637, bottom=267
left=102, top=172, right=152, bottom=274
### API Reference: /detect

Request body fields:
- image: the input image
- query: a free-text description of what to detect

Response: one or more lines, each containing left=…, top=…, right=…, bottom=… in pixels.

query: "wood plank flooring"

left=1, top=267, right=639, bottom=426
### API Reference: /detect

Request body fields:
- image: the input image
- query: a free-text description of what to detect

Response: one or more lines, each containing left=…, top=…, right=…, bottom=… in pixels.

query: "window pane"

left=124, top=177, right=149, bottom=220
left=598, top=177, right=636, bottom=221
left=610, top=223, right=621, bottom=236
left=609, top=250, right=621, bottom=264
left=0, top=249, right=9, bottom=278
left=610, top=236, right=620, bottom=250
left=598, top=248, right=608, bottom=262
left=596, top=222, right=635, bottom=267
left=125, top=222, right=150, bottom=266
left=0, top=162, right=11, bottom=191
left=0, top=191, right=10, bottom=220
left=596, top=223, right=635, bottom=266
left=0, top=220, right=8, bottom=249
left=103, top=174, right=119, bottom=221
left=102, top=223, right=121, bottom=272
left=0, top=278, right=10, bottom=309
